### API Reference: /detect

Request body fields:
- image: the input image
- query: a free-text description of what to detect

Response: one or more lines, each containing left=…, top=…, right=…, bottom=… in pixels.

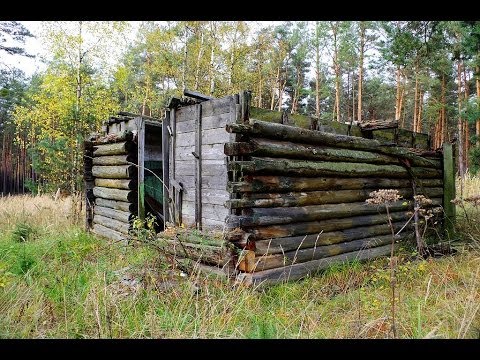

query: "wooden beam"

left=236, top=244, right=394, bottom=287
left=162, top=112, right=171, bottom=225
left=195, top=104, right=203, bottom=230
left=184, top=89, right=214, bottom=101
left=138, top=118, right=145, bottom=221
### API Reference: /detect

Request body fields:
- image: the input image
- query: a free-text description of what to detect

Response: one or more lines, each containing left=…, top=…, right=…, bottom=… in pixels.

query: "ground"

left=0, top=177, right=479, bottom=338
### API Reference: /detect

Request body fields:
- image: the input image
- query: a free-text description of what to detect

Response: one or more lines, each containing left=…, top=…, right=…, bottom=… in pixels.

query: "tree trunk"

left=458, top=60, right=465, bottom=179
left=413, top=65, right=419, bottom=132
left=194, top=27, right=204, bottom=91
left=271, top=66, right=280, bottom=111
left=332, top=22, right=341, bottom=122
left=358, top=22, right=365, bottom=123
left=476, top=65, right=480, bottom=147
left=463, top=65, right=470, bottom=169
left=315, top=23, right=321, bottom=119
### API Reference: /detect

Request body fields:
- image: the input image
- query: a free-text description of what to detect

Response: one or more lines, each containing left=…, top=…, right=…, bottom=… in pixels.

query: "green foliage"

left=10, top=222, right=37, bottom=243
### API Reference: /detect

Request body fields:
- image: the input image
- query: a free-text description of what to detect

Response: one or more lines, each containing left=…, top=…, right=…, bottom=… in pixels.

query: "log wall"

left=84, top=121, right=139, bottom=242
left=223, top=102, right=447, bottom=287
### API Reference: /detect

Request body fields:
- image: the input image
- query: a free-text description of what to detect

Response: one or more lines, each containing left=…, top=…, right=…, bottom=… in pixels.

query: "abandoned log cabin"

left=84, top=90, right=456, bottom=287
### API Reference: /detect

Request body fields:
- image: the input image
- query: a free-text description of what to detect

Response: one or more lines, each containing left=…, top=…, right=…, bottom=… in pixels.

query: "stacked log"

left=88, top=132, right=138, bottom=242
left=225, top=119, right=444, bottom=286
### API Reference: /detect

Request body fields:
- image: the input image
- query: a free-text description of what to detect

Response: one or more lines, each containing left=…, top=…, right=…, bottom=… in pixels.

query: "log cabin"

left=83, top=90, right=455, bottom=287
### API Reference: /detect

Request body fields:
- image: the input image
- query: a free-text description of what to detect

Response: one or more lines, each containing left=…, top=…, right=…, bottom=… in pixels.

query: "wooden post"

left=170, top=108, right=177, bottom=224
left=442, top=142, right=456, bottom=236
left=162, top=111, right=171, bottom=226
left=195, top=104, right=203, bottom=230
left=137, top=117, right=145, bottom=221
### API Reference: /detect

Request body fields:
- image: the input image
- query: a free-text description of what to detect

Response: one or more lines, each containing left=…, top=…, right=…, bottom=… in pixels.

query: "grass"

left=0, top=178, right=479, bottom=338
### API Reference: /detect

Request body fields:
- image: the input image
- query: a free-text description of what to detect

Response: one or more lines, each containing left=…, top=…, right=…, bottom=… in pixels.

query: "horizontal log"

left=175, top=257, right=234, bottom=278
left=93, top=141, right=134, bottom=156
left=225, top=138, right=442, bottom=168
left=229, top=158, right=442, bottom=179
left=93, top=186, right=136, bottom=202
left=92, top=154, right=136, bottom=166
left=91, top=131, right=134, bottom=145
left=92, top=223, right=126, bottom=242
left=228, top=176, right=443, bottom=193
left=161, top=239, right=231, bottom=267
left=94, top=178, right=137, bottom=190
left=226, top=120, right=441, bottom=168
left=227, top=188, right=443, bottom=209
left=94, top=206, right=132, bottom=223
left=252, top=221, right=409, bottom=254
left=93, top=214, right=130, bottom=235
left=253, top=233, right=408, bottom=271
left=92, top=165, right=136, bottom=179
left=236, top=244, right=394, bottom=287
left=226, top=200, right=413, bottom=227
left=248, top=211, right=410, bottom=240
left=95, top=198, right=136, bottom=212
left=241, top=201, right=441, bottom=227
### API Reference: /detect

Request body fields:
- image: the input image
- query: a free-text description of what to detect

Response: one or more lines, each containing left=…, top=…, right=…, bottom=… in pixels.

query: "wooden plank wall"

left=224, top=116, right=445, bottom=287
left=172, top=95, right=237, bottom=229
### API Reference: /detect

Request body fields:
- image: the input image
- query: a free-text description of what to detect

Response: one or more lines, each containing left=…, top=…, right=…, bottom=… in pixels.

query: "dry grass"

left=0, top=185, right=479, bottom=338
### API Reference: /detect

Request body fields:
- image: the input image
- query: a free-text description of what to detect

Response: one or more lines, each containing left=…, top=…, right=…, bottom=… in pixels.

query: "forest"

left=0, top=20, right=479, bottom=195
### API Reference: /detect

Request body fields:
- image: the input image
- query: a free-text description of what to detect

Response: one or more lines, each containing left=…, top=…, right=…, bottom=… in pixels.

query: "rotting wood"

left=92, top=165, right=136, bottom=179
left=242, top=221, right=409, bottom=253
left=94, top=178, right=136, bottom=190
left=95, top=198, right=136, bottom=212
left=253, top=233, right=409, bottom=271
left=226, top=188, right=442, bottom=209
left=225, top=138, right=442, bottom=168
left=93, top=186, right=136, bottom=203
left=93, top=141, right=134, bottom=156
left=91, top=130, right=134, bottom=145
left=92, top=223, right=126, bottom=242
left=228, top=157, right=442, bottom=179
left=236, top=244, right=394, bottom=287
left=94, top=206, right=132, bottom=223
left=237, top=250, right=255, bottom=272
left=226, top=200, right=442, bottom=227
left=247, top=211, right=410, bottom=240
left=92, top=155, right=136, bottom=166
left=93, top=214, right=130, bottom=235
left=160, top=239, right=230, bottom=266
left=228, top=176, right=443, bottom=193
left=226, top=120, right=441, bottom=168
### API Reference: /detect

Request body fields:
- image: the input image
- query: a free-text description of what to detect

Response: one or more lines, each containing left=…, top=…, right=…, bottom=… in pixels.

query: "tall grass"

left=0, top=189, right=479, bottom=339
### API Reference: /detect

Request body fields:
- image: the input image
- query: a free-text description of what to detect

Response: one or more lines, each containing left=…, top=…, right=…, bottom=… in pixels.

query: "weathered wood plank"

left=228, top=176, right=443, bottom=193
left=236, top=244, right=394, bottom=287
left=252, top=221, right=409, bottom=254
left=176, top=119, right=196, bottom=134
left=160, top=239, right=230, bottom=266
left=93, top=214, right=130, bottom=235
left=92, top=223, right=126, bottom=242
left=195, top=103, right=202, bottom=230
left=247, top=211, right=410, bottom=240
left=95, top=198, right=136, bottom=212
left=94, top=178, right=136, bottom=190
left=202, top=127, right=231, bottom=145
left=253, top=233, right=407, bottom=271
left=92, top=165, right=135, bottom=179
left=92, top=154, right=136, bottom=166
left=93, top=142, right=134, bottom=156
left=176, top=131, right=196, bottom=148
left=200, top=95, right=235, bottom=118
left=226, top=119, right=441, bottom=167
left=227, top=188, right=443, bottom=209
left=183, top=202, right=228, bottom=222
left=93, top=186, right=136, bottom=202
left=94, top=206, right=132, bottom=223
left=229, top=157, right=441, bottom=179
left=201, top=112, right=231, bottom=131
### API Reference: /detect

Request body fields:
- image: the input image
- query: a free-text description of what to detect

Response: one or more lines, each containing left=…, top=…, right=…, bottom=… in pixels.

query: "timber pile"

left=158, top=227, right=236, bottom=277
left=224, top=118, right=444, bottom=287
left=84, top=130, right=138, bottom=242
left=358, top=119, right=398, bottom=131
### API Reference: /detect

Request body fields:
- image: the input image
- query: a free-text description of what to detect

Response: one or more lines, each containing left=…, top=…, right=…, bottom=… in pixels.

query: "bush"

left=10, top=222, right=37, bottom=243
